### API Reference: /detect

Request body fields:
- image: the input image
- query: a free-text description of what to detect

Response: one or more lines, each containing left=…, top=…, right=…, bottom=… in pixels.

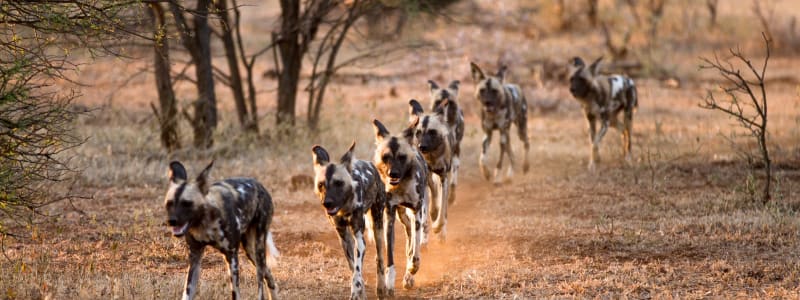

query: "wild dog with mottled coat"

left=311, top=142, right=393, bottom=299
left=470, top=62, right=531, bottom=183
left=164, top=161, right=279, bottom=300
left=568, top=56, right=638, bottom=171
left=372, top=119, right=430, bottom=290
left=427, top=79, right=464, bottom=205
left=408, top=99, right=454, bottom=242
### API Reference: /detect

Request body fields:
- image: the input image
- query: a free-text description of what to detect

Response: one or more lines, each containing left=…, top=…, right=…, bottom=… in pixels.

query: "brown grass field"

left=3, top=0, right=800, bottom=299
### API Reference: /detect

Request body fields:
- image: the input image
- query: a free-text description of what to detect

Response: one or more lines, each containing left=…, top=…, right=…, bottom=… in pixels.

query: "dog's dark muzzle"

left=323, top=199, right=340, bottom=215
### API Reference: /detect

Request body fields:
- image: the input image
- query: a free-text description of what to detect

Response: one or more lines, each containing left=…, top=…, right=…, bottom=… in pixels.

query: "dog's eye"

left=317, top=182, right=325, bottom=190
left=428, top=129, right=437, bottom=136
left=398, top=154, right=407, bottom=161
left=382, top=154, right=391, bottom=162
left=333, top=180, right=344, bottom=187
left=180, top=200, right=192, bottom=208
left=165, top=200, right=174, bottom=208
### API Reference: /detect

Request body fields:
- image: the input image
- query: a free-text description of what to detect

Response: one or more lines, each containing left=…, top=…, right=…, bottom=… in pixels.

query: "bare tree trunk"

left=276, top=0, right=302, bottom=130
left=587, top=0, right=599, bottom=26
left=215, top=0, right=255, bottom=132
left=232, top=0, right=260, bottom=132
left=307, top=3, right=359, bottom=130
left=706, top=0, right=718, bottom=29
left=169, top=0, right=217, bottom=148
left=148, top=3, right=180, bottom=152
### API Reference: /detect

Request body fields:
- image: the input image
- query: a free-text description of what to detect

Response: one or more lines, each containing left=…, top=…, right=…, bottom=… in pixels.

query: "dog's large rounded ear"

left=408, top=99, right=424, bottom=122
left=195, top=160, right=214, bottom=195
left=470, top=62, right=485, bottom=82
left=496, top=65, right=508, bottom=83
left=447, top=80, right=460, bottom=95
left=427, top=79, right=439, bottom=92
left=372, top=119, right=390, bottom=143
left=312, top=145, right=330, bottom=168
left=589, top=56, right=604, bottom=76
left=168, top=161, right=187, bottom=183
left=340, top=140, right=356, bottom=173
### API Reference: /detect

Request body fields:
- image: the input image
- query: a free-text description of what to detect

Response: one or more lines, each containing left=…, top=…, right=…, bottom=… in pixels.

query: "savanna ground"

left=3, top=0, right=800, bottom=299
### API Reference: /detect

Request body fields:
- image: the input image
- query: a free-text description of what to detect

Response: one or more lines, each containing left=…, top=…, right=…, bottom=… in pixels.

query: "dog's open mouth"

left=171, top=223, right=189, bottom=236
left=389, top=177, right=401, bottom=185
left=326, top=206, right=340, bottom=216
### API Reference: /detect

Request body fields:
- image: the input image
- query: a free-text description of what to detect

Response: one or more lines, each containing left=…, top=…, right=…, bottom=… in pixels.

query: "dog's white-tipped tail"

left=266, top=231, right=280, bottom=267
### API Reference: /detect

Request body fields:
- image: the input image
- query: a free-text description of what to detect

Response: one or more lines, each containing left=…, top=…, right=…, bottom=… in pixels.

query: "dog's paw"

left=402, top=273, right=415, bottom=289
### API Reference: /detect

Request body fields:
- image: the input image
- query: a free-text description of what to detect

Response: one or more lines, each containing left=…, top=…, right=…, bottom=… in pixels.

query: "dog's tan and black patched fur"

left=372, top=119, right=430, bottom=290
left=311, top=142, right=393, bottom=299
left=408, top=99, right=454, bottom=242
left=470, top=62, right=531, bottom=183
left=427, top=80, right=464, bottom=205
left=568, top=56, right=638, bottom=170
left=164, top=161, right=279, bottom=300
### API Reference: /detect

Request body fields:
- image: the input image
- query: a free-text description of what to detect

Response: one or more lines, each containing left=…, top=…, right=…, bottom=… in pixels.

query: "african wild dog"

left=568, top=56, right=638, bottom=171
left=311, top=142, right=393, bottom=299
left=427, top=79, right=464, bottom=205
left=164, top=161, right=279, bottom=300
left=408, top=99, right=454, bottom=242
left=372, top=119, right=430, bottom=290
left=470, top=62, right=531, bottom=183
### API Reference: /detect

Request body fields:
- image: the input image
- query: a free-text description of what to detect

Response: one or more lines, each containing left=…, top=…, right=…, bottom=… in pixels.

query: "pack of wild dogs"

left=161, top=57, right=638, bottom=300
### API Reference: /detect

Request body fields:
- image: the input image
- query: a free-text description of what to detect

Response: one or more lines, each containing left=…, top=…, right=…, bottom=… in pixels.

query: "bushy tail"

left=266, top=231, right=280, bottom=267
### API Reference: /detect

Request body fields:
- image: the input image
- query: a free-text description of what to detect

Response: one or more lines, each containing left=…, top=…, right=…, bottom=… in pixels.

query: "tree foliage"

left=0, top=0, right=134, bottom=234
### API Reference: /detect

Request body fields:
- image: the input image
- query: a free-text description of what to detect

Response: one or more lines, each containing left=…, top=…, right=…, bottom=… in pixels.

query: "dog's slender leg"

left=370, top=206, right=387, bottom=297
left=431, top=172, right=448, bottom=242
left=225, top=252, right=241, bottom=300
left=399, top=207, right=420, bottom=289
left=586, top=113, right=598, bottom=171
left=502, top=129, right=516, bottom=182
left=383, top=204, right=396, bottom=296
left=182, top=244, right=204, bottom=300
left=335, top=221, right=355, bottom=271
left=242, top=230, right=264, bottom=300
left=517, top=119, right=530, bottom=174
left=479, top=129, right=493, bottom=181
left=448, top=155, right=458, bottom=205
left=350, top=218, right=367, bottom=300
left=594, top=116, right=610, bottom=158
left=623, top=106, right=634, bottom=163
left=495, top=129, right=512, bottom=184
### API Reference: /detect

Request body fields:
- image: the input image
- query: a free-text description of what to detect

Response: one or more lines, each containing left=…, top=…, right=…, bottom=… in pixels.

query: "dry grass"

left=2, top=0, right=800, bottom=299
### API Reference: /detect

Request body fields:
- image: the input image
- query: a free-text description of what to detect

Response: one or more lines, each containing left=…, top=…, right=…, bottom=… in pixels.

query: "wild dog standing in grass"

left=408, top=99, right=454, bottom=242
left=311, top=142, right=393, bottom=299
left=470, top=62, right=531, bottom=183
left=427, top=79, right=464, bottom=205
left=372, top=119, right=430, bottom=290
left=568, top=56, right=638, bottom=171
left=164, top=161, right=279, bottom=300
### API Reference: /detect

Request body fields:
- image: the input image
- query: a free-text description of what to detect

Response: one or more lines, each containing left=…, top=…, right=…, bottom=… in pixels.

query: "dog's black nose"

left=388, top=170, right=400, bottom=178
left=323, top=200, right=335, bottom=209
left=418, top=144, right=429, bottom=152
left=168, top=218, right=177, bottom=226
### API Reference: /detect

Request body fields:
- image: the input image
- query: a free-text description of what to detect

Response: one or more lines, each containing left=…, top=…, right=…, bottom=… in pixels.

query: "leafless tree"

left=147, top=3, right=181, bottom=152
left=706, top=0, right=718, bottom=29
left=700, top=33, right=772, bottom=202
left=168, top=0, right=218, bottom=149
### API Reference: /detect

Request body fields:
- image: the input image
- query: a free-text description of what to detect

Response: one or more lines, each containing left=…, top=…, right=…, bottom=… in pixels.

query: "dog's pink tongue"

left=172, top=223, right=188, bottom=235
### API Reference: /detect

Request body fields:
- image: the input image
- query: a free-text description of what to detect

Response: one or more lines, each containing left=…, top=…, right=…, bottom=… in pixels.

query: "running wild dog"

left=372, top=119, right=430, bottom=289
left=311, top=142, right=393, bottom=299
left=470, top=62, right=531, bottom=183
left=408, top=99, right=454, bottom=242
left=427, top=79, right=464, bottom=205
left=164, top=161, right=279, bottom=300
left=568, top=56, right=638, bottom=171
